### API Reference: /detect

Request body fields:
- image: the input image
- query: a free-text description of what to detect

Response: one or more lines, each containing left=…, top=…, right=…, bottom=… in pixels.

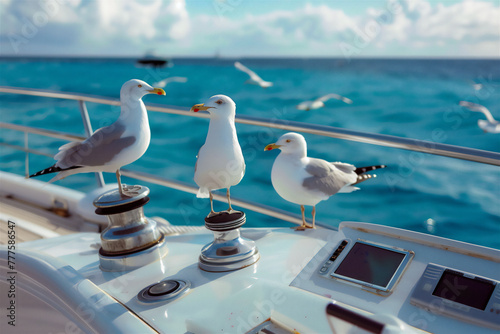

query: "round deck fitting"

left=93, top=185, right=167, bottom=271
left=199, top=211, right=260, bottom=272
left=138, top=279, right=191, bottom=303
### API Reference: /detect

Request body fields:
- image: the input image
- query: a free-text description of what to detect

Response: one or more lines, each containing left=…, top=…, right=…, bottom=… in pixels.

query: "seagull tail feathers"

left=338, top=185, right=360, bottom=193
left=196, top=187, right=210, bottom=198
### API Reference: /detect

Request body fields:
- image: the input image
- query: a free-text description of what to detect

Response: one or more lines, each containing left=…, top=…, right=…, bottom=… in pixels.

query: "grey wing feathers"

left=303, top=159, right=355, bottom=196
left=55, top=123, right=135, bottom=168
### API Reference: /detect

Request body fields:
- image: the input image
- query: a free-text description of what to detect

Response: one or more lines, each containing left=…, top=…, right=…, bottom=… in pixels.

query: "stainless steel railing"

left=1, top=86, right=500, bottom=227
left=2, top=86, right=499, bottom=166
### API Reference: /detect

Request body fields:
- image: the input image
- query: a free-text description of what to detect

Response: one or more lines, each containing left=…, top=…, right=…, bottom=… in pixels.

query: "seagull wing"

left=55, top=122, right=136, bottom=169
left=316, top=93, right=353, bottom=104
left=302, top=158, right=356, bottom=196
left=234, top=61, right=262, bottom=81
left=459, top=101, right=495, bottom=123
left=155, top=76, right=188, bottom=88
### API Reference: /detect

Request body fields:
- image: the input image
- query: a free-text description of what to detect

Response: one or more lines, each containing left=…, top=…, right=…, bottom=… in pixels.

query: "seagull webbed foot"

left=206, top=210, right=218, bottom=218
left=120, top=185, right=141, bottom=197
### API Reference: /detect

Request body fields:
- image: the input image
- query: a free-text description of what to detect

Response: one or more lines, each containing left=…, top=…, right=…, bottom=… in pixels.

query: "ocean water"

left=0, top=57, right=499, bottom=249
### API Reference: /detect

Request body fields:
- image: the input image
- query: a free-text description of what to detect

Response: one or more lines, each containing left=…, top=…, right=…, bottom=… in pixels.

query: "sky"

left=0, top=0, right=499, bottom=58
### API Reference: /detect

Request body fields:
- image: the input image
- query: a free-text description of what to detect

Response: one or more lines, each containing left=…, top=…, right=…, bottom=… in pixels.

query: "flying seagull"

left=296, top=93, right=353, bottom=111
left=459, top=101, right=500, bottom=133
left=153, top=76, right=188, bottom=88
left=265, top=132, right=385, bottom=230
left=29, top=79, right=166, bottom=196
left=191, top=95, right=246, bottom=216
left=234, top=61, right=273, bottom=88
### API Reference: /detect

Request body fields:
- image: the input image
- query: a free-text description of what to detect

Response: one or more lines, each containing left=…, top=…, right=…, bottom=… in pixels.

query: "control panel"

left=411, top=263, right=500, bottom=330
left=318, top=239, right=414, bottom=296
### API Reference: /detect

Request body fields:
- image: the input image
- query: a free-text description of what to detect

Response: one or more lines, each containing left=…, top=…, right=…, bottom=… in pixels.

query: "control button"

left=320, top=266, right=329, bottom=273
left=325, top=261, right=333, bottom=266
left=148, top=280, right=179, bottom=296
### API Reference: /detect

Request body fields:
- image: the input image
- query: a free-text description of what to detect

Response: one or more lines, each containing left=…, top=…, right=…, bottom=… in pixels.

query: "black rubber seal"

left=95, top=196, right=150, bottom=215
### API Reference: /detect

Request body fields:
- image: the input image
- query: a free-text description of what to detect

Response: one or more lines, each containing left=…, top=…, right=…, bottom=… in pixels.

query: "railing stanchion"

left=24, top=131, right=29, bottom=178
left=78, top=100, right=105, bottom=187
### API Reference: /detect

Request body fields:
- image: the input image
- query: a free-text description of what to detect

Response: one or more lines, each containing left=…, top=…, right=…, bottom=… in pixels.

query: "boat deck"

left=0, top=196, right=85, bottom=244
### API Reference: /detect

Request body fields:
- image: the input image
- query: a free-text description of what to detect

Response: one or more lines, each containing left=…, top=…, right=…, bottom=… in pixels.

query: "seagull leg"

left=226, top=188, right=234, bottom=213
left=295, top=205, right=308, bottom=231
left=116, top=169, right=124, bottom=196
left=309, top=206, right=316, bottom=229
left=207, top=191, right=216, bottom=217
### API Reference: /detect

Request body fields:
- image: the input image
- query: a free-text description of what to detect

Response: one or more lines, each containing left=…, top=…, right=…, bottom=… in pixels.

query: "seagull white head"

left=265, top=132, right=307, bottom=157
left=190, top=95, right=236, bottom=118
left=120, top=79, right=166, bottom=101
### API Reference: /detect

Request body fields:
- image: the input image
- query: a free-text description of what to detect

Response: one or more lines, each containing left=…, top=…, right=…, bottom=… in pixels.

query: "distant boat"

left=136, top=52, right=169, bottom=68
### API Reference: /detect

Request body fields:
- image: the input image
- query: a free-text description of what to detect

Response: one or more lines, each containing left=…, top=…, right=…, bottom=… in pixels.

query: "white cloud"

left=0, top=0, right=498, bottom=57
left=0, top=0, right=189, bottom=55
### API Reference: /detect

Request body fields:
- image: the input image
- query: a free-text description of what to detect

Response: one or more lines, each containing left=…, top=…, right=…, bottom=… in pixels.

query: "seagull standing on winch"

left=191, top=95, right=246, bottom=217
left=29, top=79, right=166, bottom=196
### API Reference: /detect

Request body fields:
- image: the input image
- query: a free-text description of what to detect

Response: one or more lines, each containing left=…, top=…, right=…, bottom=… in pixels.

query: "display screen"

left=333, top=242, right=406, bottom=288
left=432, top=270, right=495, bottom=310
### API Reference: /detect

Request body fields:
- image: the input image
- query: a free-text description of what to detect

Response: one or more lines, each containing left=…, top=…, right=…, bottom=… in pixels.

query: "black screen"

left=334, top=242, right=406, bottom=288
left=432, top=270, right=495, bottom=310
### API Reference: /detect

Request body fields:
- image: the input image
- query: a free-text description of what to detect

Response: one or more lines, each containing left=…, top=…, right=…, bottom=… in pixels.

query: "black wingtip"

left=29, top=165, right=84, bottom=178
left=29, top=165, right=61, bottom=178
left=354, top=164, right=387, bottom=175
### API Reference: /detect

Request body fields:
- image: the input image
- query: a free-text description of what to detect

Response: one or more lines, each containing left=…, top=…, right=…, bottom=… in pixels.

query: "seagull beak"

left=148, top=87, right=166, bottom=95
left=264, top=143, right=281, bottom=151
left=191, top=103, right=212, bottom=112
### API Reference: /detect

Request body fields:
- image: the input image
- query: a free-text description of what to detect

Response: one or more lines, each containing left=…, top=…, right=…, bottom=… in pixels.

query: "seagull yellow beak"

left=264, top=143, right=281, bottom=151
left=191, top=103, right=212, bottom=112
left=148, top=87, right=166, bottom=95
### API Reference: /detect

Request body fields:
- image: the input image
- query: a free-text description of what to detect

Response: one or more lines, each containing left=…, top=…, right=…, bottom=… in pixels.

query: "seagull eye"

left=215, top=99, right=223, bottom=105
left=286, top=139, right=291, bottom=143
left=138, top=84, right=142, bottom=88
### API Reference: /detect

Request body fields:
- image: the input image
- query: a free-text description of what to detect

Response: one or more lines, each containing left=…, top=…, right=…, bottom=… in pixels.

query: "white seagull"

left=459, top=101, right=500, bottom=133
left=234, top=61, right=273, bottom=88
left=191, top=95, right=246, bottom=216
left=153, top=76, right=188, bottom=88
left=29, top=79, right=166, bottom=196
left=265, top=132, right=385, bottom=230
left=296, top=93, right=353, bottom=111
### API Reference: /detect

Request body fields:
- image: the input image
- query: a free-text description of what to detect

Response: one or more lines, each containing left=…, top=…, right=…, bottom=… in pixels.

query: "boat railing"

left=1, top=86, right=500, bottom=227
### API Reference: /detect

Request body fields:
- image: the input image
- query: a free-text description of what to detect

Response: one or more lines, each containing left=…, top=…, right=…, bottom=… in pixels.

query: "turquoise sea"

left=0, top=57, right=499, bottom=249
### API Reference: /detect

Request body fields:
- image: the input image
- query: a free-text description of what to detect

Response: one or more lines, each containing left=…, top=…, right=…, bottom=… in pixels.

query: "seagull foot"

left=121, top=185, right=141, bottom=197
left=206, top=211, right=219, bottom=218
left=294, top=223, right=314, bottom=231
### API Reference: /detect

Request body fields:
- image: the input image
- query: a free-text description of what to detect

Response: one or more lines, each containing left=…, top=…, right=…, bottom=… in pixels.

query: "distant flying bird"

left=234, top=61, right=273, bottom=88
left=459, top=101, right=500, bottom=133
left=153, top=76, right=188, bottom=88
left=296, top=93, right=353, bottom=111
left=29, top=79, right=166, bottom=196
left=265, top=132, right=385, bottom=230
left=468, top=80, right=484, bottom=91
left=191, top=95, right=245, bottom=216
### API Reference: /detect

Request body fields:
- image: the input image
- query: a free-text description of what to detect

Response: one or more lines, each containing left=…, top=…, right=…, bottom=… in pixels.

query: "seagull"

left=459, top=101, right=500, bottom=133
left=296, top=93, right=353, bottom=111
left=29, top=79, right=166, bottom=196
left=153, top=76, right=187, bottom=88
left=265, top=132, right=385, bottom=230
left=191, top=95, right=245, bottom=216
left=234, top=61, right=273, bottom=88
left=468, top=80, right=483, bottom=91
